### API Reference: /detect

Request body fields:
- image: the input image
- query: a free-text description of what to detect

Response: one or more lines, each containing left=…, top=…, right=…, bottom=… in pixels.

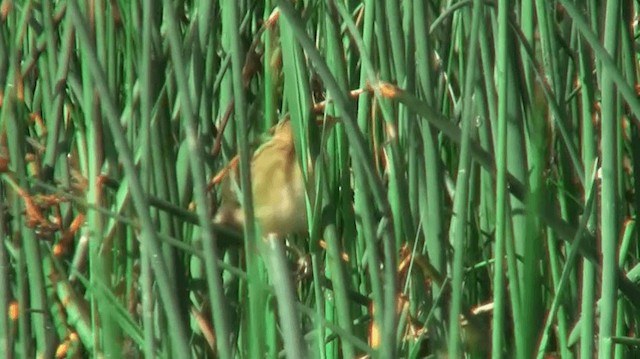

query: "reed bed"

left=1, top=1, right=640, bottom=358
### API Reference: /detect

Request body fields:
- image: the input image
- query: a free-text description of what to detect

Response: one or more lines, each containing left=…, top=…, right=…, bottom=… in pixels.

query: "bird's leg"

left=284, top=237, right=312, bottom=281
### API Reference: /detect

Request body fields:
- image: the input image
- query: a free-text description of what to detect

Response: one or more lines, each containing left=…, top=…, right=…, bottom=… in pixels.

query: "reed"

left=1, top=1, right=640, bottom=357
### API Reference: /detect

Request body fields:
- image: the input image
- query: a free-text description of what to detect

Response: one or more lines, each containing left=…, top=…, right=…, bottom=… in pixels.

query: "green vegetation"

left=1, top=0, right=640, bottom=358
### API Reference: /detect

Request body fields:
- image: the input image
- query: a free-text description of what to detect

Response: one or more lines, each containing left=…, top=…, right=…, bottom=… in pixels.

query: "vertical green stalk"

left=557, top=0, right=640, bottom=118
left=521, top=102, right=545, bottom=358
left=139, top=0, right=157, bottom=355
left=222, top=0, right=258, bottom=247
left=447, top=0, right=481, bottom=356
left=413, top=0, right=447, bottom=351
left=95, top=1, right=120, bottom=355
left=221, top=2, right=264, bottom=358
left=6, top=0, right=640, bottom=357
left=139, top=245, right=156, bottom=358
left=310, top=254, right=326, bottom=359
left=41, top=1, right=71, bottom=176
left=614, top=8, right=636, bottom=358
left=279, top=1, right=395, bottom=356
left=381, top=0, right=413, bottom=252
left=0, top=17, right=17, bottom=355
left=5, top=94, right=55, bottom=357
left=161, top=0, right=234, bottom=357
left=477, top=19, right=499, bottom=356
left=320, top=3, right=357, bottom=358
left=383, top=0, right=413, bottom=256
left=535, top=167, right=597, bottom=358
left=598, top=0, right=621, bottom=357
left=335, top=3, right=404, bottom=355
left=519, top=4, right=549, bottom=355
left=68, top=2, right=192, bottom=357
left=74, top=1, right=103, bottom=355
left=262, top=235, right=307, bottom=359
left=578, top=17, right=597, bottom=357
left=385, top=0, right=406, bottom=83
left=0, top=181, right=8, bottom=357
left=492, top=0, right=509, bottom=356
left=262, top=1, right=277, bottom=126
left=340, top=2, right=386, bottom=355
left=503, top=29, right=526, bottom=359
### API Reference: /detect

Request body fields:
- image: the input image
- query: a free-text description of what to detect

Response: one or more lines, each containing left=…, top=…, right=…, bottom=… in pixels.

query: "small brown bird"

left=213, top=119, right=312, bottom=236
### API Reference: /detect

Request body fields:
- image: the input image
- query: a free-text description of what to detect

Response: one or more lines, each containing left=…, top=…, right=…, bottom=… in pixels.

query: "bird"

left=213, top=118, right=316, bottom=236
